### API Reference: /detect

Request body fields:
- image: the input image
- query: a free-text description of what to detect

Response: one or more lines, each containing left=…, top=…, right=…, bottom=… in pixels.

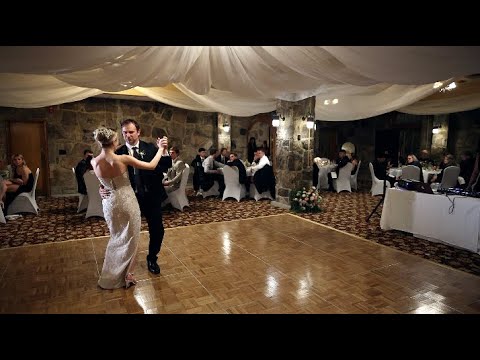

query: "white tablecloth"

left=388, top=167, right=440, bottom=183
left=380, top=188, right=480, bottom=253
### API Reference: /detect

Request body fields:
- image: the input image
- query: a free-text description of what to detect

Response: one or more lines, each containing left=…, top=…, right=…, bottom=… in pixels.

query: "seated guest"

left=5, top=154, right=34, bottom=209
left=215, top=148, right=229, bottom=165
left=347, top=153, right=359, bottom=175
left=247, top=147, right=270, bottom=177
left=202, top=148, right=225, bottom=196
left=75, top=149, right=94, bottom=195
left=162, top=146, right=186, bottom=193
left=226, top=152, right=247, bottom=184
left=430, top=154, right=457, bottom=184
left=418, top=149, right=435, bottom=167
left=459, top=151, right=475, bottom=186
left=405, top=154, right=424, bottom=182
left=372, top=153, right=396, bottom=188
left=191, top=147, right=207, bottom=195
left=253, top=163, right=276, bottom=198
left=328, top=149, right=350, bottom=191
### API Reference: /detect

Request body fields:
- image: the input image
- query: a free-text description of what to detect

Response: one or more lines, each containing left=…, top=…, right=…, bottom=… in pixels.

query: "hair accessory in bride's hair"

left=94, top=127, right=116, bottom=146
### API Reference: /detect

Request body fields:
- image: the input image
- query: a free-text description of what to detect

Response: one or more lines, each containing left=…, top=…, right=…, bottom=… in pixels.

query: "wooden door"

left=7, top=120, right=50, bottom=196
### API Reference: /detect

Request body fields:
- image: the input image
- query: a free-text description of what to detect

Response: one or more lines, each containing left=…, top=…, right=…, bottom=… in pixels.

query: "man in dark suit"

left=75, top=149, right=93, bottom=195
left=215, top=148, right=229, bottom=165
left=102, top=119, right=172, bottom=275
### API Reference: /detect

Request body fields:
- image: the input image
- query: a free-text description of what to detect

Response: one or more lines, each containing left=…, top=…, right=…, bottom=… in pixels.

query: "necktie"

left=132, top=146, right=144, bottom=195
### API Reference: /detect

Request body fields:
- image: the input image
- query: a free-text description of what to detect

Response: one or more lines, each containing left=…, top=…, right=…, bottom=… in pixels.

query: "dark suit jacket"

left=226, top=159, right=247, bottom=184
left=75, top=159, right=89, bottom=195
left=215, top=155, right=228, bottom=165
left=116, top=141, right=172, bottom=204
left=253, top=164, right=276, bottom=198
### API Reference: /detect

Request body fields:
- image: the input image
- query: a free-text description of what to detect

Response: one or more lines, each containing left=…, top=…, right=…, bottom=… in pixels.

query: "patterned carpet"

left=1, top=190, right=479, bottom=277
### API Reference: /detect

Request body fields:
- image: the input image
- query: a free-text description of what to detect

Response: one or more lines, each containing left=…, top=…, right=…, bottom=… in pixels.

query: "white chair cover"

left=222, top=166, right=247, bottom=202
left=350, top=160, right=361, bottom=191
left=0, top=205, right=5, bottom=224
left=163, top=164, right=190, bottom=211
left=369, top=162, right=391, bottom=196
left=73, top=167, right=88, bottom=213
left=249, top=182, right=274, bottom=201
left=201, top=180, right=220, bottom=198
left=83, top=171, right=104, bottom=219
left=333, top=162, right=353, bottom=193
left=7, top=168, right=40, bottom=215
left=440, top=166, right=461, bottom=188
left=401, top=165, right=421, bottom=181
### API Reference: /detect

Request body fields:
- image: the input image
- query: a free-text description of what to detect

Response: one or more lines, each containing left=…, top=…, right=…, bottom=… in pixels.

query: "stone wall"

left=275, top=97, right=315, bottom=205
left=0, top=98, right=217, bottom=195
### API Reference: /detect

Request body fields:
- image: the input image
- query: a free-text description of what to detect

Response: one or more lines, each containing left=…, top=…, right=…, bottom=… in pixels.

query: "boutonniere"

left=139, top=150, right=146, bottom=159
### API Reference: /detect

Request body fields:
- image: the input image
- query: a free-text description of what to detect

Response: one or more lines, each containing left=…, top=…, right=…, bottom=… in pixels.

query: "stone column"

left=273, top=97, right=315, bottom=206
left=217, top=113, right=231, bottom=150
left=431, top=114, right=449, bottom=161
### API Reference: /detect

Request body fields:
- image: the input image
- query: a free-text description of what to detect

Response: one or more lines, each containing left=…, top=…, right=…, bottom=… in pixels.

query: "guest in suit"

left=215, top=148, right=229, bottom=165
left=191, top=148, right=206, bottom=195
left=75, top=149, right=94, bottom=195
left=372, top=153, right=396, bottom=188
left=163, top=146, right=186, bottom=193
left=247, top=137, right=257, bottom=163
left=226, top=152, right=247, bottom=184
left=328, top=149, right=350, bottom=191
left=459, top=151, right=475, bottom=186
left=100, top=119, right=172, bottom=275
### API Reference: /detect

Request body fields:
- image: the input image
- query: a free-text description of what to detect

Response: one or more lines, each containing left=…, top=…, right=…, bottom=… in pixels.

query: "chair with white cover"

left=440, top=165, right=461, bottom=188
left=400, top=165, right=420, bottom=181
left=83, top=171, right=104, bottom=219
left=350, top=160, right=361, bottom=191
left=222, top=166, right=247, bottom=202
left=333, top=162, right=353, bottom=193
left=249, top=182, right=274, bottom=201
left=163, top=164, right=190, bottom=211
left=7, top=168, right=40, bottom=215
left=201, top=180, right=220, bottom=198
left=73, top=167, right=88, bottom=213
left=0, top=205, right=5, bottom=224
left=369, top=162, right=391, bottom=196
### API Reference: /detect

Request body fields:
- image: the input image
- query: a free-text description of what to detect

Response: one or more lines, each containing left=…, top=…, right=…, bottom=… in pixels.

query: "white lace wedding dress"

left=97, top=171, right=140, bottom=289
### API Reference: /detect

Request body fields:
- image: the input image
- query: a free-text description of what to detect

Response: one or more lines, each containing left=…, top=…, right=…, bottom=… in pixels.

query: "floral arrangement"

left=290, top=186, right=322, bottom=213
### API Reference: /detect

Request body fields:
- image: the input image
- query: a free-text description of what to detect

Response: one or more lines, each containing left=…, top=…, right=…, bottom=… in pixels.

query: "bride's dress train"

left=97, top=171, right=140, bottom=289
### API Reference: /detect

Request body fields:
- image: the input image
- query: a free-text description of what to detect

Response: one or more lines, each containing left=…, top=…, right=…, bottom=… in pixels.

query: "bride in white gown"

left=91, top=128, right=166, bottom=289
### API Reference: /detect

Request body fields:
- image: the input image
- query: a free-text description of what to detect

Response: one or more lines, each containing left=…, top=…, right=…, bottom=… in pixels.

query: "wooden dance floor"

left=1, top=214, right=479, bottom=314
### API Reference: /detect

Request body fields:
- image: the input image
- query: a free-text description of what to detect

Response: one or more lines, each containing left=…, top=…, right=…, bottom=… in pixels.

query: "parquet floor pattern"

left=1, top=214, right=479, bottom=314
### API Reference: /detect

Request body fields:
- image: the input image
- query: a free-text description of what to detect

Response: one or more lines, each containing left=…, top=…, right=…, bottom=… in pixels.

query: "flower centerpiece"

left=290, top=186, right=322, bottom=213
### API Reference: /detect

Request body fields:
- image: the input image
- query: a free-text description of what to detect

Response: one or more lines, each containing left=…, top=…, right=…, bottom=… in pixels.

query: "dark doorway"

left=375, top=129, right=400, bottom=167
left=316, top=127, right=337, bottom=160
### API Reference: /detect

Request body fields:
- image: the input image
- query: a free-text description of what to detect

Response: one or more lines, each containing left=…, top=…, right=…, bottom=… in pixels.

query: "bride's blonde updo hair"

left=93, top=127, right=117, bottom=147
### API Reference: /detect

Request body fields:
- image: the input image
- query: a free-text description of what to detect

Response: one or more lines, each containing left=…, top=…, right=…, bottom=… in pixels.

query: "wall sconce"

left=306, top=115, right=315, bottom=129
left=223, top=121, right=230, bottom=133
left=432, top=125, right=441, bottom=134
left=272, top=114, right=280, bottom=128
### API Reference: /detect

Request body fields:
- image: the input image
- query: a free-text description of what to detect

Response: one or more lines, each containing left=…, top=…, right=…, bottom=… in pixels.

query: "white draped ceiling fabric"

left=1, top=46, right=480, bottom=120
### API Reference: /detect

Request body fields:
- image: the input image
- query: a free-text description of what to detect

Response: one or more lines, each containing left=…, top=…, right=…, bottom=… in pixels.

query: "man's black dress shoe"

left=147, top=259, right=160, bottom=274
